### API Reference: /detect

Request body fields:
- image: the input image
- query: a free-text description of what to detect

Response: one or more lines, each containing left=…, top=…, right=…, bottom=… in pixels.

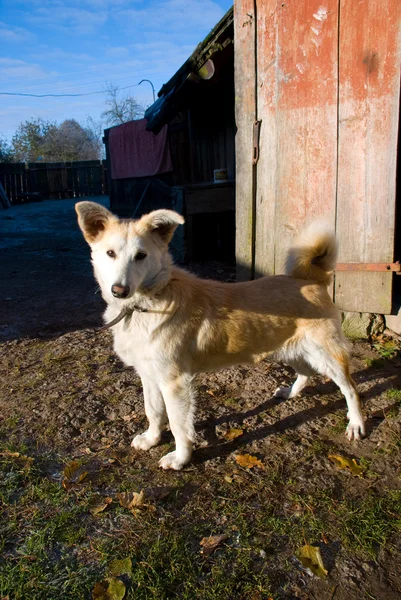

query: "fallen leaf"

left=224, top=475, right=233, bottom=484
left=89, top=496, right=113, bottom=516
left=235, top=454, right=265, bottom=470
left=92, top=577, right=126, bottom=600
left=200, top=534, right=228, bottom=556
left=62, top=460, right=88, bottom=490
left=0, top=451, right=21, bottom=458
left=0, top=451, right=33, bottom=465
left=122, top=413, right=137, bottom=422
left=116, top=490, right=146, bottom=513
left=223, top=428, right=244, bottom=441
left=295, top=544, right=328, bottom=578
left=107, top=558, right=132, bottom=578
left=328, top=454, right=364, bottom=477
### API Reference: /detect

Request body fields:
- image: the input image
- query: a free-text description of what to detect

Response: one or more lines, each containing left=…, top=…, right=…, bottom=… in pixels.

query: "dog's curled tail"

left=285, top=222, right=338, bottom=284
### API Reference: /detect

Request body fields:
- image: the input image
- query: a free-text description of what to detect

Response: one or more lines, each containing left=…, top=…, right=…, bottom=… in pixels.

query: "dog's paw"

left=274, top=386, right=291, bottom=400
left=131, top=431, right=160, bottom=451
left=159, top=451, right=187, bottom=471
left=346, top=419, right=365, bottom=441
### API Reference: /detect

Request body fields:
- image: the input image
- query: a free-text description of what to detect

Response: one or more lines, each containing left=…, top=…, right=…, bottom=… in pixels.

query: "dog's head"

left=75, top=201, right=184, bottom=303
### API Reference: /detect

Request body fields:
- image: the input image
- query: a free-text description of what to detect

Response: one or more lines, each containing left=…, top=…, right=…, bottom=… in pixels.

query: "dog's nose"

left=111, top=284, right=130, bottom=298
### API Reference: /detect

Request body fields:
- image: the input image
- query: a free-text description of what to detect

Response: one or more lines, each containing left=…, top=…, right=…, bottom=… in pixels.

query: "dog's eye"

left=135, top=252, right=147, bottom=261
left=107, top=250, right=116, bottom=258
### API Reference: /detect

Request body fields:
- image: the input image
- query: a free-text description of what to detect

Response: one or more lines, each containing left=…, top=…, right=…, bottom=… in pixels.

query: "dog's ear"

left=138, top=209, right=185, bottom=244
left=75, top=202, right=115, bottom=244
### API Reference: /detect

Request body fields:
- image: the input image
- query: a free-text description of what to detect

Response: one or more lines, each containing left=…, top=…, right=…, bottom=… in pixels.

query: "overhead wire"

left=0, top=82, right=143, bottom=98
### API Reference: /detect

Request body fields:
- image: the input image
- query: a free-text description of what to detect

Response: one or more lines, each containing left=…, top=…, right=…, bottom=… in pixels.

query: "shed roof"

left=145, top=5, right=234, bottom=133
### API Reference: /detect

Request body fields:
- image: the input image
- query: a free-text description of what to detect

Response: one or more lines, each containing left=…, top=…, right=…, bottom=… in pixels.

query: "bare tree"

left=85, top=115, right=105, bottom=159
left=101, top=83, right=144, bottom=126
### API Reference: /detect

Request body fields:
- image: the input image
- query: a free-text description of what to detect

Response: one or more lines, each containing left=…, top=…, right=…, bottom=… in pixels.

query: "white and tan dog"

left=76, top=201, right=365, bottom=470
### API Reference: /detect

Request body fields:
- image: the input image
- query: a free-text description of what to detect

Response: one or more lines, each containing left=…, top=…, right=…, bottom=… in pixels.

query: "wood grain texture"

left=255, top=0, right=339, bottom=277
left=335, top=0, right=401, bottom=314
left=234, top=0, right=257, bottom=280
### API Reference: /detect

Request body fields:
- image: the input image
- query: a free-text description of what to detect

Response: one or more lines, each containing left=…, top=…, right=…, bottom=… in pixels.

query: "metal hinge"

left=252, top=120, right=262, bottom=164
left=336, top=262, right=401, bottom=275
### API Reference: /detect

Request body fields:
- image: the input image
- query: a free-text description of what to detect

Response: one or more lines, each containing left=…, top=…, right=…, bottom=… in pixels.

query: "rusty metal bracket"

left=336, top=262, right=401, bottom=274
left=252, top=120, right=262, bottom=165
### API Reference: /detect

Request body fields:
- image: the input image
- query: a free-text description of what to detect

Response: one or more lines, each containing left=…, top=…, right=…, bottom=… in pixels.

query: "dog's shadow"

left=191, top=362, right=401, bottom=466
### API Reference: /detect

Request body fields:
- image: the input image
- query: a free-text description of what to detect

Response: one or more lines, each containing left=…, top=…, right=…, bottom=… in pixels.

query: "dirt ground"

left=0, top=199, right=400, bottom=600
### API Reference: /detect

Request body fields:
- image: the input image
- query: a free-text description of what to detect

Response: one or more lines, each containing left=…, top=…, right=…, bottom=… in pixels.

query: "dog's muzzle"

left=111, top=284, right=130, bottom=299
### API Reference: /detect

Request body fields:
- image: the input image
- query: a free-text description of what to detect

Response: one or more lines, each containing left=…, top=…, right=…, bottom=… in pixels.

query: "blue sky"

left=0, top=0, right=232, bottom=139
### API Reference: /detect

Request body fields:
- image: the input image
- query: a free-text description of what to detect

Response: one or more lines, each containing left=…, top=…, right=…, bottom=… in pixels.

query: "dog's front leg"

left=131, top=378, right=167, bottom=451
left=158, top=375, right=196, bottom=470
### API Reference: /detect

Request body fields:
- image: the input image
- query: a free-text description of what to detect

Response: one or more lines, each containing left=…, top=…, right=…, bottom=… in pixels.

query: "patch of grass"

left=304, top=438, right=329, bottom=457
left=364, top=357, right=386, bottom=369
left=334, top=490, right=401, bottom=557
left=373, top=338, right=400, bottom=360
left=329, top=412, right=349, bottom=434
left=0, top=448, right=99, bottom=600
left=220, top=395, right=239, bottom=408
left=385, top=387, right=401, bottom=403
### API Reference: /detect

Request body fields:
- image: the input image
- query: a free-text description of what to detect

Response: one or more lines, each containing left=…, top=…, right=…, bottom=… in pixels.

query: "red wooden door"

left=235, top=0, right=401, bottom=314
left=336, top=0, right=401, bottom=313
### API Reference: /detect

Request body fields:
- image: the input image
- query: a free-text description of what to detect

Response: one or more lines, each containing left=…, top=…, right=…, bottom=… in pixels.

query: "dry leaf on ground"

left=295, top=544, right=328, bottom=578
left=89, top=496, right=113, bottom=516
left=116, top=490, right=147, bottom=513
left=62, top=460, right=88, bottom=490
left=235, top=454, right=265, bottom=470
left=107, top=558, right=132, bottom=578
left=92, top=577, right=126, bottom=600
left=0, top=451, right=33, bottom=466
left=0, top=450, right=34, bottom=469
left=200, top=534, right=228, bottom=556
left=0, top=451, right=22, bottom=458
left=328, top=454, right=364, bottom=477
left=223, top=428, right=244, bottom=441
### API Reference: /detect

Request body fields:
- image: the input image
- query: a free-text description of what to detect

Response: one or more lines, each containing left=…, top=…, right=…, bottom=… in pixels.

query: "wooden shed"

left=104, top=7, right=236, bottom=262
left=235, top=0, right=401, bottom=315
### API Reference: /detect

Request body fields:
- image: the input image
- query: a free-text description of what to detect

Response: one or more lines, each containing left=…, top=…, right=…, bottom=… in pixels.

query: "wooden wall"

left=235, top=0, right=401, bottom=314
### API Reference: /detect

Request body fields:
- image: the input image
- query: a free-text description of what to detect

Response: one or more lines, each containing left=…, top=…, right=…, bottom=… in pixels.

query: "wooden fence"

left=0, top=160, right=108, bottom=204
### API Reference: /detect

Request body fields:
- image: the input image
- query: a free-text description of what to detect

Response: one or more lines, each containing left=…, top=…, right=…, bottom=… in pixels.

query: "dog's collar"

left=98, top=304, right=148, bottom=333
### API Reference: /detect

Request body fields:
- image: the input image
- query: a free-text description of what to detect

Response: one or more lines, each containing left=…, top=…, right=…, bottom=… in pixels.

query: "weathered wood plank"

left=234, top=0, right=257, bottom=280
left=255, top=0, right=339, bottom=277
left=335, top=0, right=401, bottom=314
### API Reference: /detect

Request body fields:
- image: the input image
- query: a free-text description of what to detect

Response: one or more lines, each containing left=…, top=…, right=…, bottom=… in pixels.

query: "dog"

left=76, top=201, right=365, bottom=470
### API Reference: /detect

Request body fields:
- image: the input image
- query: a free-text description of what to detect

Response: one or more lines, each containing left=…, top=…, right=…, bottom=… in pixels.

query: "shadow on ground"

left=0, top=197, right=108, bottom=341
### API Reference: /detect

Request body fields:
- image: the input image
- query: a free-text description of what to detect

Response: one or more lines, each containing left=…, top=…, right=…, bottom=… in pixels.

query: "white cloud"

left=0, top=21, right=34, bottom=42
left=29, top=48, right=95, bottom=62
left=105, top=46, right=130, bottom=58
left=26, top=6, right=108, bottom=34
left=0, top=59, right=56, bottom=84
left=117, top=0, right=225, bottom=34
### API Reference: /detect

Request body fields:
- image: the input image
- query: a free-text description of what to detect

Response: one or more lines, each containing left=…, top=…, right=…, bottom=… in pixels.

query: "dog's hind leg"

left=274, top=360, right=313, bottom=400
left=306, top=343, right=365, bottom=441
left=158, top=374, right=196, bottom=471
left=274, top=374, right=310, bottom=400
left=131, top=378, right=167, bottom=451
